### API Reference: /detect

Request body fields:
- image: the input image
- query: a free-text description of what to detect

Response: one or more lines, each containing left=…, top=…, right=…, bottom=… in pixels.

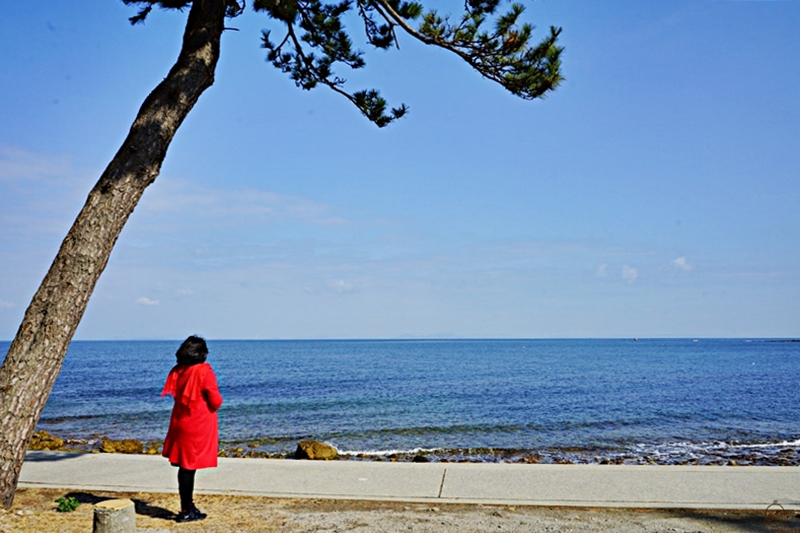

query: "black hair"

left=176, top=335, right=208, bottom=366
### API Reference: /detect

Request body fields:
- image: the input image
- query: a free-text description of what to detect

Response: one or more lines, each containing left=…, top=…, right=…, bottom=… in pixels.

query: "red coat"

left=161, top=362, right=223, bottom=470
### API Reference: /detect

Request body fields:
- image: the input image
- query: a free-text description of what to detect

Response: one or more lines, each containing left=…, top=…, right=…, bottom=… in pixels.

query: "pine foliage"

left=123, top=0, right=562, bottom=126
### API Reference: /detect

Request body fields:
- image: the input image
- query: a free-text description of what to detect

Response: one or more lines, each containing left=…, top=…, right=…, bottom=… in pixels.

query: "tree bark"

left=0, top=0, right=227, bottom=508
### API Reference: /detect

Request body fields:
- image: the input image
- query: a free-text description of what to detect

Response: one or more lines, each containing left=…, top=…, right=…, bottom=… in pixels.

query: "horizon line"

left=3, top=336, right=799, bottom=343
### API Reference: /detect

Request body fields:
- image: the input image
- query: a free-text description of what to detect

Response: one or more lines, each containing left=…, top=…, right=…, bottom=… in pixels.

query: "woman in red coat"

left=161, top=336, right=223, bottom=523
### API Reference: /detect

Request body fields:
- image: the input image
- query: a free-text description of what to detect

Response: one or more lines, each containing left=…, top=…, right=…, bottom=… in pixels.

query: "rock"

left=28, top=430, right=65, bottom=451
left=412, top=455, right=430, bottom=463
left=295, top=440, right=338, bottom=460
left=98, top=437, right=144, bottom=454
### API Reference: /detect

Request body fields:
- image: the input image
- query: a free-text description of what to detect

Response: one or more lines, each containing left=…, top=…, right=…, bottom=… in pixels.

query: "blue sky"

left=1, top=0, right=798, bottom=340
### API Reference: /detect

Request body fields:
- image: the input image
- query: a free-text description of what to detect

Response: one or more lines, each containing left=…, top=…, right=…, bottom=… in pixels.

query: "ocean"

left=3, top=338, right=800, bottom=465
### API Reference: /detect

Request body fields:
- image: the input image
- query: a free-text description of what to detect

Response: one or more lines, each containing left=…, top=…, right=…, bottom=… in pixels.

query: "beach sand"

left=2, top=488, right=794, bottom=533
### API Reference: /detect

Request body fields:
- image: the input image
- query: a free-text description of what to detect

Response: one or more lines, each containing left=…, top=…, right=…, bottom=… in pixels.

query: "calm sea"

left=3, top=338, right=800, bottom=464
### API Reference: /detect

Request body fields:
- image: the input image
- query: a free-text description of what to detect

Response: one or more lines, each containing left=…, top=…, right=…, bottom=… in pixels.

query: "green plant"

left=55, top=496, right=80, bottom=513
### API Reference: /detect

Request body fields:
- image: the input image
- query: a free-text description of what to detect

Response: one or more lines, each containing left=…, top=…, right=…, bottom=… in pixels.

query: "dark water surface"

left=3, top=338, right=799, bottom=464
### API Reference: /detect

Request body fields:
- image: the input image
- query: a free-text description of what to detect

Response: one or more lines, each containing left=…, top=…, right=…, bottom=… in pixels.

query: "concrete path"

left=19, top=451, right=800, bottom=510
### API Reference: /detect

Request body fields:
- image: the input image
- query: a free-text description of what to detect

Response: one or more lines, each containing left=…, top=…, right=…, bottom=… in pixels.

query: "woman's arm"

left=202, top=367, right=223, bottom=412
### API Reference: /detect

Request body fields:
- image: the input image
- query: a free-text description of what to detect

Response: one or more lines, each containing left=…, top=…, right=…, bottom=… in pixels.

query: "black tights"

left=177, top=467, right=196, bottom=512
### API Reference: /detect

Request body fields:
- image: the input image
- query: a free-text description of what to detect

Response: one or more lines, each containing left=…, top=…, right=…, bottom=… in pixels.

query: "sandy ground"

left=2, top=488, right=798, bottom=533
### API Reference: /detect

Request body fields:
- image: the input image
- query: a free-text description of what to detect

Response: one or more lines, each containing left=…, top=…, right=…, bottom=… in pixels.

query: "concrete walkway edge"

left=18, top=451, right=800, bottom=510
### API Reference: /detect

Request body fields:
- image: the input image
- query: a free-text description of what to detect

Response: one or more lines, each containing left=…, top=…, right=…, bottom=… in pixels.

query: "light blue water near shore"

left=3, top=339, right=800, bottom=464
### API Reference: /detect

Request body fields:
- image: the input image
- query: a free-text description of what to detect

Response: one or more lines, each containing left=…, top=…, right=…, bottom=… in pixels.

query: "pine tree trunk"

left=0, top=0, right=227, bottom=508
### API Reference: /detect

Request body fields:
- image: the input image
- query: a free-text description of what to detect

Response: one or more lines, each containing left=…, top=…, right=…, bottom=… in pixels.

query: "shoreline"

left=29, top=430, right=800, bottom=466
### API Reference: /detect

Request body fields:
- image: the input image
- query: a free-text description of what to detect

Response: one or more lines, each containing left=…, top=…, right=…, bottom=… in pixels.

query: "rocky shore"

left=28, top=430, right=800, bottom=466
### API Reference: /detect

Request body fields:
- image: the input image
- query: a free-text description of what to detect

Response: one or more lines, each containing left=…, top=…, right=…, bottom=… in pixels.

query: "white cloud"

left=0, top=144, right=71, bottom=182
left=137, top=297, right=160, bottom=306
left=622, top=265, right=638, bottom=283
left=141, top=178, right=347, bottom=227
left=0, top=299, right=15, bottom=308
left=596, top=264, right=608, bottom=277
left=177, top=288, right=194, bottom=296
left=327, top=279, right=357, bottom=293
left=672, top=256, right=693, bottom=272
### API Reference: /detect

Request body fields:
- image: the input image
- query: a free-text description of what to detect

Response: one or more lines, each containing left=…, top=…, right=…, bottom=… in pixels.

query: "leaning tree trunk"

left=0, top=0, right=227, bottom=508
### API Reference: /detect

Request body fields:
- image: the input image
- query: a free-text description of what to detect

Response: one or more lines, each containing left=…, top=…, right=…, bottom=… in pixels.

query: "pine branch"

left=370, top=0, right=563, bottom=99
left=125, top=0, right=561, bottom=125
left=124, top=0, right=243, bottom=24
left=258, top=0, right=407, bottom=126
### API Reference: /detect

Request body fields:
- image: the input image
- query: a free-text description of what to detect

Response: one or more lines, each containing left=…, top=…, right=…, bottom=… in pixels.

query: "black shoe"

left=176, top=507, right=207, bottom=523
